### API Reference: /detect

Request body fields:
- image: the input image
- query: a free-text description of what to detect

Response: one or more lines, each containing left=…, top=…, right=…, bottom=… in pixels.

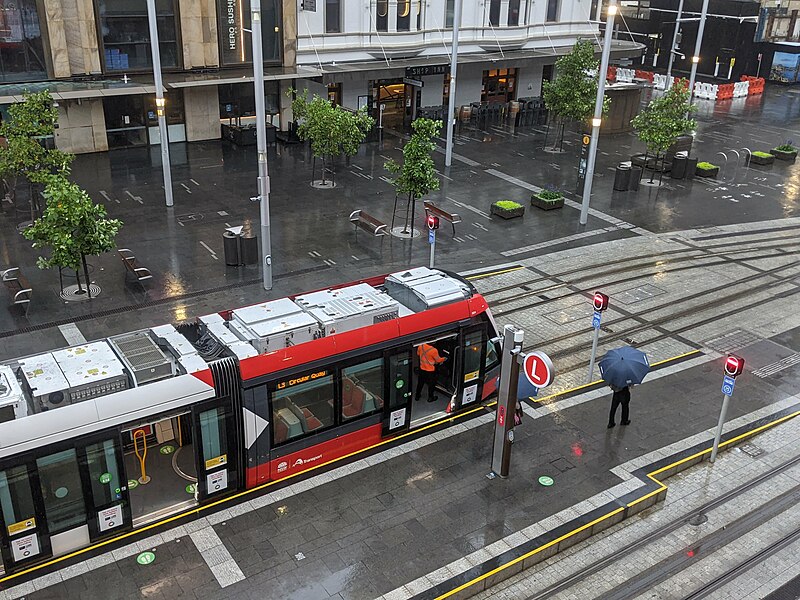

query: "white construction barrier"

left=733, top=81, right=750, bottom=98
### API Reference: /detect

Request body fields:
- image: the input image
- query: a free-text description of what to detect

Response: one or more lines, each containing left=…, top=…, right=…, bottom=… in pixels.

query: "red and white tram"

left=0, top=267, right=499, bottom=576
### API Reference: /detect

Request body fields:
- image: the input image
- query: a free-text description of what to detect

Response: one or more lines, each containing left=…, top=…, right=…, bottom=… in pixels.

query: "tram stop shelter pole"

left=491, top=324, right=523, bottom=478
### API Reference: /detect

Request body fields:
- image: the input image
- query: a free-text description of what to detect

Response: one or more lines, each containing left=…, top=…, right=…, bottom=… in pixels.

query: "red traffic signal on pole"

left=427, top=215, right=440, bottom=230
left=592, top=292, right=609, bottom=312
left=724, top=354, right=745, bottom=378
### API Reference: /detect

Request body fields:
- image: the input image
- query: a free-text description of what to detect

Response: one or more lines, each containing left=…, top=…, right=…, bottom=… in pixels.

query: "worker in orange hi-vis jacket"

left=415, top=342, right=446, bottom=403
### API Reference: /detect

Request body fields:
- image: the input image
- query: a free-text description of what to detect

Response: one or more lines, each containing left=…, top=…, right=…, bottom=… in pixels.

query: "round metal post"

left=491, top=325, right=523, bottom=478
left=251, top=0, right=273, bottom=291
left=579, top=0, right=616, bottom=226
left=687, top=0, right=710, bottom=107
left=444, top=0, right=462, bottom=167
left=710, top=394, right=731, bottom=463
left=587, top=327, right=600, bottom=384
left=665, top=0, right=684, bottom=82
left=145, top=0, right=173, bottom=207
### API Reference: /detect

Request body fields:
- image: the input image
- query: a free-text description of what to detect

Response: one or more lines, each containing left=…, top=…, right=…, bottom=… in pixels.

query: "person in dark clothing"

left=607, top=385, right=631, bottom=428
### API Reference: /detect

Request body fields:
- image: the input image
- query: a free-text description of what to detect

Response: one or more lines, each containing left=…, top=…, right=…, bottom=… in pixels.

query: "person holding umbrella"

left=599, top=346, right=650, bottom=429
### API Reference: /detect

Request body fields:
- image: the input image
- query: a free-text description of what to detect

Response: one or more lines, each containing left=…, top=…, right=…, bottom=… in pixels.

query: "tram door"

left=409, top=334, right=459, bottom=427
left=123, top=413, right=197, bottom=527
left=457, top=325, right=487, bottom=409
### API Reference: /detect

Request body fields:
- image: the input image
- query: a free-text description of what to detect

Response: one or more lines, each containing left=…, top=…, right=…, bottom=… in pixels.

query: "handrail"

left=133, top=429, right=150, bottom=485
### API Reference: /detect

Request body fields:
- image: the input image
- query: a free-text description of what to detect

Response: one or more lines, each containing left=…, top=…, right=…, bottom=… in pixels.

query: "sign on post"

left=721, top=375, right=735, bottom=396
left=592, top=311, right=602, bottom=330
left=522, top=351, right=554, bottom=389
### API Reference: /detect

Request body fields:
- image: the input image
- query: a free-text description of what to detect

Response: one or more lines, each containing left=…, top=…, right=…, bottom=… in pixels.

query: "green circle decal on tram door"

left=395, top=379, right=405, bottom=389
left=136, top=551, right=156, bottom=565
left=186, top=484, right=196, bottom=495
left=99, top=472, right=112, bottom=484
left=128, top=479, right=139, bottom=490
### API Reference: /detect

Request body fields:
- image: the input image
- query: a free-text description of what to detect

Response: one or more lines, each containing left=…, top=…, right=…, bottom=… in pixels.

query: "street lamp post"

left=687, top=0, right=711, bottom=104
left=579, top=0, right=616, bottom=226
left=251, top=0, right=273, bottom=291
left=665, top=0, right=684, bottom=82
left=145, top=0, right=173, bottom=207
left=444, top=0, right=462, bottom=168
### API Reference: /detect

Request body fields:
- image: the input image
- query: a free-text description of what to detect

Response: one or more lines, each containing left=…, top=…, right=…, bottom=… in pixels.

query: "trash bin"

left=613, top=162, right=632, bottom=191
left=223, top=230, right=241, bottom=266
left=240, top=228, right=259, bottom=265
left=671, top=152, right=688, bottom=179
left=630, top=165, right=643, bottom=191
left=686, top=157, right=698, bottom=180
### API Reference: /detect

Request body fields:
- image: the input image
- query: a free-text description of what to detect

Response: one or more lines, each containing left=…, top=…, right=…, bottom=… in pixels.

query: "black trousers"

left=415, top=369, right=437, bottom=401
left=608, top=388, right=630, bottom=425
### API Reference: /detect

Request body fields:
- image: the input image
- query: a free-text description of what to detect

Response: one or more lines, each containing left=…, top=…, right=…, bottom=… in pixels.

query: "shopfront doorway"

left=482, top=68, right=518, bottom=103
left=372, top=79, right=409, bottom=129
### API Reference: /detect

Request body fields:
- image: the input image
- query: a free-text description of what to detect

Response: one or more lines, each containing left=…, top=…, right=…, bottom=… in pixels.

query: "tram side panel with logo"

left=193, top=268, right=499, bottom=488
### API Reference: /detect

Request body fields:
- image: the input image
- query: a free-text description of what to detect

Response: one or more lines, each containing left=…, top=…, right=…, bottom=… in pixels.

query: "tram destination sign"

left=406, top=65, right=450, bottom=78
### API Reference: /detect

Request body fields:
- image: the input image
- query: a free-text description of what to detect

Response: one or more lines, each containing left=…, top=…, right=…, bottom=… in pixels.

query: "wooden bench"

left=349, top=210, right=388, bottom=237
left=424, top=201, right=462, bottom=236
left=2, top=267, right=32, bottom=316
left=118, top=249, right=153, bottom=288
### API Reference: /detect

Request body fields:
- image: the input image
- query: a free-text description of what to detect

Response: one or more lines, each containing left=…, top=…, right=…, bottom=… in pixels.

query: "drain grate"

left=703, top=329, right=764, bottom=354
left=550, top=457, right=575, bottom=473
left=615, top=284, right=667, bottom=305
left=740, top=443, right=764, bottom=457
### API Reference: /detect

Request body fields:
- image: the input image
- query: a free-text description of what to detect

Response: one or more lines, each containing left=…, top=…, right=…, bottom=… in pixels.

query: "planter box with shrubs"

left=490, top=200, right=525, bottom=219
left=751, top=151, right=775, bottom=166
left=531, top=190, right=565, bottom=210
left=771, top=144, right=798, bottom=162
left=695, top=161, right=719, bottom=178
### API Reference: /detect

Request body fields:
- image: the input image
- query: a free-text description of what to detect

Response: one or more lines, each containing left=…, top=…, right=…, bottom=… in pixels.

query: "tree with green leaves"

left=0, top=91, right=73, bottom=222
left=289, top=89, right=375, bottom=186
left=542, top=40, right=609, bottom=151
left=631, top=80, right=696, bottom=183
left=385, top=118, right=442, bottom=234
left=23, top=175, right=123, bottom=297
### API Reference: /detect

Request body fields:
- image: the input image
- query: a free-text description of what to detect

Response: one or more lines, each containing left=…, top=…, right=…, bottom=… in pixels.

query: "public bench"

left=349, top=210, right=388, bottom=237
left=2, top=267, right=32, bottom=316
left=424, top=201, right=462, bottom=236
left=118, top=248, right=153, bottom=288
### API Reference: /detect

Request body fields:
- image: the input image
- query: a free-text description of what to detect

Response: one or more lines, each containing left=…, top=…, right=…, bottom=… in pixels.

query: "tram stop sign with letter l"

left=522, top=351, right=555, bottom=389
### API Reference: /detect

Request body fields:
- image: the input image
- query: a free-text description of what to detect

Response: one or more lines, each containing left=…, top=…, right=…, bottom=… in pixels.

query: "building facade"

left=0, top=0, right=642, bottom=154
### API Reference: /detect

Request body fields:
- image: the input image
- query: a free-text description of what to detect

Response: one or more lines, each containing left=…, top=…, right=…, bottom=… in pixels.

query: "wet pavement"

left=1, top=85, right=799, bottom=361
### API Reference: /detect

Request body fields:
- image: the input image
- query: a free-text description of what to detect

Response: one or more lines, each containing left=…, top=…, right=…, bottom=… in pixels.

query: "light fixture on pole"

left=579, top=0, right=616, bottom=226
left=444, top=0, right=462, bottom=168
left=687, top=0, right=710, bottom=105
left=665, top=0, right=684, bottom=82
left=145, top=0, right=173, bottom=207
left=251, top=0, right=273, bottom=291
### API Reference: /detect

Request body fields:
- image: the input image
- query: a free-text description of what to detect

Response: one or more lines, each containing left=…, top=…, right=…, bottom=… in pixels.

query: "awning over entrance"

left=0, top=79, right=156, bottom=105
left=162, top=66, right=323, bottom=88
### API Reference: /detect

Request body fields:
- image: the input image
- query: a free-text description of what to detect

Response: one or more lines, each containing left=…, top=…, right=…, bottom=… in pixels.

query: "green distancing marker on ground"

left=538, top=475, right=555, bottom=486
left=128, top=479, right=139, bottom=490
left=186, top=484, right=196, bottom=494
left=99, top=472, right=112, bottom=484
left=136, top=551, right=156, bottom=565
left=160, top=445, right=175, bottom=455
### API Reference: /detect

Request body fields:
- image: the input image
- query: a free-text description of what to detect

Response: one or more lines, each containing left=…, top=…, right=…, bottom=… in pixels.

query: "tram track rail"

left=522, top=452, right=800, bottom=600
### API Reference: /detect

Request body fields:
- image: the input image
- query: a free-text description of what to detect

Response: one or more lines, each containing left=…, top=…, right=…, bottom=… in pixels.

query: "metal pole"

left=491, top=325, right=523, bottom=478
left=595, top=0, right=603, bottom=22
left=665, top=0, right=684, bottom=82
left=687, top=0, right=710, bottom=106
left=145, top=0, right=173, bottom=207
left=251, top=0, right=273, bottom=291
left=587, top=327, right=600, bottom=384
left=429, top=231, right=435, bottom=268
left=579, top=0, right=616, bottom=226
left=756, top=54, right=762, bottom=78
left=710, top=394, right=731, bottom=463
left=444, top=0, right=462, bottom=167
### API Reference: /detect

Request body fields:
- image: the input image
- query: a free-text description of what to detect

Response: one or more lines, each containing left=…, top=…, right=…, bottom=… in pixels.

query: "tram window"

left=485, top=340, right=500, bottom=371
left=199, top=407, right=229, bottom=466
left=85, top=440, right=121, bottom=508
left=36, top=449, right=87, bottom=534
left=272, top=373, right=334, bottom=445
left=342, top=358, right=384, bottom=421
left=0, top=466, right=36, bottom=533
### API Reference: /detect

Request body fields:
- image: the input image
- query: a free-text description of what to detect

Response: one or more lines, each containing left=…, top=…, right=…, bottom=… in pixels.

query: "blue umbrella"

left=599, top=346, right=650, bottom=389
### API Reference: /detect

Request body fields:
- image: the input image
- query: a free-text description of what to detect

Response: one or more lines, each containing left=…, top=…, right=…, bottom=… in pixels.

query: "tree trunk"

left=648, top=152, right=656, bottom=183
left=321, top=156, right=327, bottom=184
left=75, top=268, right=85, bottom=293
left=82, top=254, right=92, bottom=299
left=557, top=122, right=565, bottom=151
left=402, top=192, right=413, bottom=234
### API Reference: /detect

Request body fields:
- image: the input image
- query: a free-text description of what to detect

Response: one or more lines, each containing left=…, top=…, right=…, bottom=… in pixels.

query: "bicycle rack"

left=727, top=149, right=740, bottom=181
left=715, top=151, right=729, bottom=179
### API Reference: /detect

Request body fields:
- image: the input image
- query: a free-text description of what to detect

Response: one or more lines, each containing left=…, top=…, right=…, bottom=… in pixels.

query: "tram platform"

left=1, top=323, right=799, bottom=600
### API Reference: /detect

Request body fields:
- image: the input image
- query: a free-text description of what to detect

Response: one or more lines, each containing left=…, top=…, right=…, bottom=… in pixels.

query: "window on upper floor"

left=508, top=0, right=521, bottom=25
left=445, top=0, right=455, bottom=28
left=326, top=0, right=341, bottom=33
left=0, top=0, right=47, bottom=82
left=397, top=0, right=410, bottom=31
left=216, top=0, right=281, bottom=66
left=489, top=0, right=501, bottom=26
left=546, top=0, right=560, bottom=22
left=375, top=0, right=388, bottom=32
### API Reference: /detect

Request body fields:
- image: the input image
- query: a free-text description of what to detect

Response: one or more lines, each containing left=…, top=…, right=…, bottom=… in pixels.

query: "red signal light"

left=592, top=292, right=609, bottom=312
left=427, top=215, right=440, bottom=230
left=724, top=354, right=745, bottom=378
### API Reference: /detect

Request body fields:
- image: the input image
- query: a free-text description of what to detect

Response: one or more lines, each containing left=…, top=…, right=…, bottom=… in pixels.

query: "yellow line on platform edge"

left=435, top=408, right=800, bottom=600
left=465, top=266, right=525, bottom=280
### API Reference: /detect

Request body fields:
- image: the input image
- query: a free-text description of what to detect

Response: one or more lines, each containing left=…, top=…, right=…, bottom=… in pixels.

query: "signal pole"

left=444, top=0, right=462, bottom=167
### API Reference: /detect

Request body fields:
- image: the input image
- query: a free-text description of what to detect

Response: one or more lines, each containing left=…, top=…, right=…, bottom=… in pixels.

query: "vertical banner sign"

left=577, top=134, right=590, bottom=194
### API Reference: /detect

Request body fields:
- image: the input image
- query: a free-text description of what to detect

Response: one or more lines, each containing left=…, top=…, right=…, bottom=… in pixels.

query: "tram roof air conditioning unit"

left=52, top=342, right=129, bottom=403
left=230, top=298, right=321, bottom=354
left=384, top=267, right=470, bottom=312
left=0, top=365, right=28, bottom=422
left=18, top=352, right=71, bottom=412
left=109, top=331, right=174, bottom=385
